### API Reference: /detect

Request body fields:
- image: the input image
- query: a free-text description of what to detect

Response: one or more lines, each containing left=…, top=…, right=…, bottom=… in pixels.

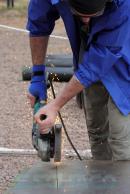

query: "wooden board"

left=6, top=160, right=130, bottom=194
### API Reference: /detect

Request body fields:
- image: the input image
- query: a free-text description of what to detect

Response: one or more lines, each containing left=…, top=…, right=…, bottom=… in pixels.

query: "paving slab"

left=6, top=160, right=130, bottom=194
left=6, top=162, right=58, bottom=194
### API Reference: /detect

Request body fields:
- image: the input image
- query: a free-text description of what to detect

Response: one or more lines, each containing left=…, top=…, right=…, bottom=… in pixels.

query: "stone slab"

left=6, top=160, right=130, bottom=194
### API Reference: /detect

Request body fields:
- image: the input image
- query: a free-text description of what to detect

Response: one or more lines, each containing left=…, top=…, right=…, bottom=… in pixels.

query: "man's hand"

left=34, top=101, right=58, bottom=134
left=28, top=81, right=47, bottom=108
left=27, top=64, right=47, bottom=107
left=33, top=75, right=84, bottom=133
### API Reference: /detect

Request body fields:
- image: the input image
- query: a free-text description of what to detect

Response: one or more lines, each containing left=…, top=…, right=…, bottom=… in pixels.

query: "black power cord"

left=49, top=80, right=82, bottom=161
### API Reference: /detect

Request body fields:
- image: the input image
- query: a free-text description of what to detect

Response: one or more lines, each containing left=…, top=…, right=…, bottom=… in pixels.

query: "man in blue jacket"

left=28, top=0, right=130, bottom=160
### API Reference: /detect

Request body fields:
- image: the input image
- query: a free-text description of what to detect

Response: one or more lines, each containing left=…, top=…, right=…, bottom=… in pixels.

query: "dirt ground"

left=0, top=7, right=90, bottom=194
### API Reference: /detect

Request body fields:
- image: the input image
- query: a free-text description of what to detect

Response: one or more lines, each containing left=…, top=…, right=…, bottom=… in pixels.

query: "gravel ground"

left=0, top=10, right=90, bottom=194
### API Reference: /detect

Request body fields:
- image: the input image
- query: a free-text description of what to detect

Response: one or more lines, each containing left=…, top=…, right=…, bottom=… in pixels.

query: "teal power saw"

left=32, top=101, right=62, bottom=162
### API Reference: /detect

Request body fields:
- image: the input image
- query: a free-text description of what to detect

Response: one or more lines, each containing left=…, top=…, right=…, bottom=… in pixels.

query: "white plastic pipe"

left=0, top=147, right=91, bottom=158
left=0, top=24, right=68, bottom=40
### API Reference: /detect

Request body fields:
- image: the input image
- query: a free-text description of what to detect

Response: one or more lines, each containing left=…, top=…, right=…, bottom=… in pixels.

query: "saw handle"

left=40, top=114, right=47, bottom=121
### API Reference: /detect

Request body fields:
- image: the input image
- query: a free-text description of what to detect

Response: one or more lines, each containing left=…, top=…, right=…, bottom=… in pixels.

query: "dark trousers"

left=83, top=82, right=130, bottom=160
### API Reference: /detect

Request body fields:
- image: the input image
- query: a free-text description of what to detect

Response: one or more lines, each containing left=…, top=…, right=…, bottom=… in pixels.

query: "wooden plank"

left=6, top=160, right=130, bottom=194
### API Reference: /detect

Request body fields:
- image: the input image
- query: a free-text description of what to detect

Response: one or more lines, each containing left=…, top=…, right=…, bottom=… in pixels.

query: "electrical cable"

left=49, top=79, right=82, bottom=161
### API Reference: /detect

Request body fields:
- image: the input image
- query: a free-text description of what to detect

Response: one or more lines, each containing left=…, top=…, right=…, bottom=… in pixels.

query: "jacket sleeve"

left=74, top=13, right=130, bottom=88
left=74, top=43, right=121, bottom=87
left=26, top=0, right=60, bottom=36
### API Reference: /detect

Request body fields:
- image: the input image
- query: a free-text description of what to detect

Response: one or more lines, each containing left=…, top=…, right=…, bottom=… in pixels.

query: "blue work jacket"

left=27, top=0, right=130, bottom=116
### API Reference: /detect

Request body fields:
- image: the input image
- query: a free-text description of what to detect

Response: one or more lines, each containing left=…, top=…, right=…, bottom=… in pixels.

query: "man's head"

left=69, top=0, right=108, bottom=24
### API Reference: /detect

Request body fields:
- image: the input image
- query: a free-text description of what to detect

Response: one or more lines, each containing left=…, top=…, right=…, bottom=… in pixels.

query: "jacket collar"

left=51, top=0, right=59, bottom=5
left=87, top=0, right=124, bottom=44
